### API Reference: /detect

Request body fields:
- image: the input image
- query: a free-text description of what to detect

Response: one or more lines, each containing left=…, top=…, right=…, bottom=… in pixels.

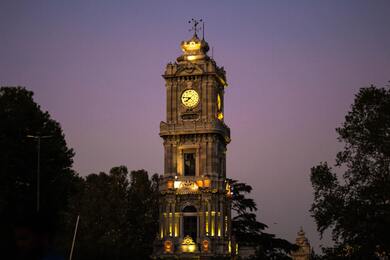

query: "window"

left=184, top=152, right=195, bottom=176
left=183, top=216, right=197, bottom=239
left=183, top=206, right=197, bottom=239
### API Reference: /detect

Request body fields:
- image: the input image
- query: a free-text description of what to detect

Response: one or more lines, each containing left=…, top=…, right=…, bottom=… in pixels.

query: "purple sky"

left=1, top=0, right=390, bottom=251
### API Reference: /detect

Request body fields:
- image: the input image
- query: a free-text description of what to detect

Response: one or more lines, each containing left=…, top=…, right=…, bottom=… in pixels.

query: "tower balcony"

left=161, top=174, right=229, bottom=195
left=159, top=120, right=230, bottom=142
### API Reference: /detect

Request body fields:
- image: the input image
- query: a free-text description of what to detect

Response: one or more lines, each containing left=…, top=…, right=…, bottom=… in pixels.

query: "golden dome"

left=177, top=34, right=209, bottom=62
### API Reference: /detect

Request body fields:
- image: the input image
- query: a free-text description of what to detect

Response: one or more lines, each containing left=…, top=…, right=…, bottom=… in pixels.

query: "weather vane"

left=188, top=18, right=203, bottom=37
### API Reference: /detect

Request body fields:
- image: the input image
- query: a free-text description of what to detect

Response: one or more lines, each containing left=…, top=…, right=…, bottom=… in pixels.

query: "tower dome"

left=177, top=34, right=210, bottom=62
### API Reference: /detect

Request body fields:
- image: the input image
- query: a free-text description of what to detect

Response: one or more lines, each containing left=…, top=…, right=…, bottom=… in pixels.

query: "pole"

left=27, top=134, right=52, bottom=213
left=202, top=21, right=205, bottom=39
left=37, top=137, right=41, bottom=212
left=69, top=215, right=80, bottom=260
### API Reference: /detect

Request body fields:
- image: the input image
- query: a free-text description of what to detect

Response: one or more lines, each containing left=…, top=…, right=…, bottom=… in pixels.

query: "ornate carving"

left=160, top=120, right=230, bottom=141
left=175, top=63, right=204, bottom=77
left=182, top=236, right=195, bottom=245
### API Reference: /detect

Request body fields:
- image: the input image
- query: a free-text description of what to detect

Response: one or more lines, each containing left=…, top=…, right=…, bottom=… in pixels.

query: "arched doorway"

left=182, top=205, right=197, bottom=240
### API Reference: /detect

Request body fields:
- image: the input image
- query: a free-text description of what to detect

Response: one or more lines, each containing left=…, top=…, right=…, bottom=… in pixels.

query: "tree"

left=68, top=167, right=159, bottom=259
left=71, top=167, right=130, bottom=259
left=127, top=170, right=160, bottom=258
left=0, top=86, right=79, bottom=257
left=310, top=85, right=390, bottom=258
left=229, top=179, right=296, bottom=259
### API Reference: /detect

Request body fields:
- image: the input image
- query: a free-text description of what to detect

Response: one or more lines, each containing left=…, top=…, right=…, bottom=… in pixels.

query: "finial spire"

left=188, top=18, right=203, bottom=37
left=202, top=21, right=205, bottom=40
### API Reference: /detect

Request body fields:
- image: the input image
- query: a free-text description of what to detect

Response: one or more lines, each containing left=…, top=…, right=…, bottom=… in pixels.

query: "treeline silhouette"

left=0, top=87, right=295, bottom=259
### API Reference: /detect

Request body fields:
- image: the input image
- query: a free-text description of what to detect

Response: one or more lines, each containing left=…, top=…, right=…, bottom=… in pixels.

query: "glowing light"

left=217, top=75, right=228, bottom=87
left=187, top=55, right=197, bottom=61
left=218, top=212, right=221, bottom=236
left=181, top=89, right=199, bottom=108
left=169, top=212, right=173, bottom=236
left=183, top=41, right=201, bottom=51
left=163, top=213, right=167, bottom=237
left=202, top=240, right=209, bottom=252
left=164, top=240, right=173, bottom=253
left=175, top=213, right=180, bottom=237
left=176, top=180, right=199, bottom=191
left=204, top=178, right=211, bottom=188
left=228, top=241, right=231, bottom=253
left=205, top=212, right=209, bottom=234
left=226, top=182, right=232, bottom=197
left=196, top=180, right=203, bottom=187
left=217, top=94, right=222, bottom=110
left=218, top=112, right=224, bottom=120
left=167, top=180, right=174, bottom=189
left=211, top=211, right=215, bottom=236
left=181, top=236, right=196, bottom=253
left=236, top=243, right=239, bottom=254
left=174, top=181, right=181, bottom=189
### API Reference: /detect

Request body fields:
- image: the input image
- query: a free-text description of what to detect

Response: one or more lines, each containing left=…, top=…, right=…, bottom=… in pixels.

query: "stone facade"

left=153, top=28, right=232, bottom=259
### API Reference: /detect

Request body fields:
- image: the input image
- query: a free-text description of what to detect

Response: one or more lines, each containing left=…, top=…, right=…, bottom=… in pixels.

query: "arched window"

left=183, top=205, right=197, bottom=212
left=182, top=205, right=197, bottom=240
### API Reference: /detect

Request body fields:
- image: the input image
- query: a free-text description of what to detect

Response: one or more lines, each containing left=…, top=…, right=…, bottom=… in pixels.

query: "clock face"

left=181, top=89, right=199, bottom=108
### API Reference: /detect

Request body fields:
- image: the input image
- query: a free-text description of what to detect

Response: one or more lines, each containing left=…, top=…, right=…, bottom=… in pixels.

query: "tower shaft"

left=153, top=29, right=232, bottom=259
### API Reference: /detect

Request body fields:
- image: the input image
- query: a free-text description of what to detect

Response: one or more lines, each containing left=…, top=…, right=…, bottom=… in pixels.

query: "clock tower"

left=153, top=20, right=232, bottom=259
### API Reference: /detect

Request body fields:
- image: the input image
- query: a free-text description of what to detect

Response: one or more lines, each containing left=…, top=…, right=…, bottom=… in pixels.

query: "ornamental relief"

left=174, top=63, right=204, bottom=76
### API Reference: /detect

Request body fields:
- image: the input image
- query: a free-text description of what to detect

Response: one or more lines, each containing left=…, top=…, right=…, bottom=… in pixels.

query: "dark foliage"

left=66, top=167, right=159, bottom=260
left=1, top=86, right=297, bottom=259
left=310, top=85, right=390, bottom=258
left=0, top=86, right=80, bottom=258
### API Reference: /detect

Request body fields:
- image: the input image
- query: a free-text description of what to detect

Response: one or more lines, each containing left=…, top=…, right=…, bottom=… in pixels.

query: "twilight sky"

left=1, top=0, right=390, bottom=251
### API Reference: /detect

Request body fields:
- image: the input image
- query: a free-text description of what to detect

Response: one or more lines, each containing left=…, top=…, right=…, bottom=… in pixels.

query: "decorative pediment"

left=175, top=63, right=204, bottom=76
left=175, top=180, right=200, bottom=194
left=181, top=236, right=196, bottom=253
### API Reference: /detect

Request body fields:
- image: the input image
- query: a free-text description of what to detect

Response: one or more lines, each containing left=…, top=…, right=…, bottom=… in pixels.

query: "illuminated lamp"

left=202, top=240, right=209, bottom=252
left=196, top=180, right=204, bottom=187
left=164, top=240, right=173, bottom=253
left=174, top=180, right=181, bottom=189
left=167, top=180, right=174, bottom=189
left=217, top=112, right=224, bottom=120
left=204, top=175, right=211, bottom=188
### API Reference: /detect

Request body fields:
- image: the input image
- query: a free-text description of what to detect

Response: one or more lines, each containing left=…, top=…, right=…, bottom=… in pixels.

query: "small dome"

left=295, top=227, right=309, bottom=246
left=177, top=34, right=209, bottom=62
left=298, top=227, right=305, bottom=237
